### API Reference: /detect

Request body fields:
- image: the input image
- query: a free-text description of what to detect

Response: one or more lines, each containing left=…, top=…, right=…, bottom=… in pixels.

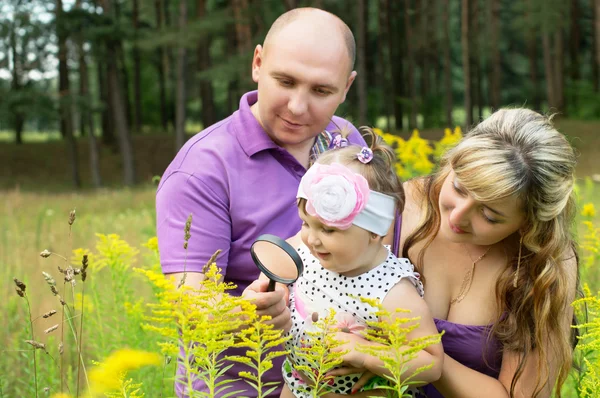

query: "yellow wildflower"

left=143, top=237, right=159, bottom=254
left=582, top=203, right=597, bottom=217
left=89, top=349, right=161, bottom=393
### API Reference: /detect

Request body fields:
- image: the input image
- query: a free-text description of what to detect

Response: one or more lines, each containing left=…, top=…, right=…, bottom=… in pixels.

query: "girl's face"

left=438, top=170, right=526, bottom=246
left=298, top=206, right=383, bottom=277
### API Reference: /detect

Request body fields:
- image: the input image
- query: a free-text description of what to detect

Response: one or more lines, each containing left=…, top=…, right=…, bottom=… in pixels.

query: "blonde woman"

left=346, top=109, right=579, bottom=397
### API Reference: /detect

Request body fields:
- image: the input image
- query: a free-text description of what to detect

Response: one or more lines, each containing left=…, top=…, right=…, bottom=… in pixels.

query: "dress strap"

left=391, top=211, right=402, bottom=257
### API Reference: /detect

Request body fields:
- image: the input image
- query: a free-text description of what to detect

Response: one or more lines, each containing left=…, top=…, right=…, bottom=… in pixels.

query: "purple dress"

left=418, top=319, right=503, bottom=397
left=391, top=216, right=503, bottom=397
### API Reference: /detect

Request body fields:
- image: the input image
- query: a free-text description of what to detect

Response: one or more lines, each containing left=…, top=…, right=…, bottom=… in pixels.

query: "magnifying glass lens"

left=251, top=235, right=304, bottom=291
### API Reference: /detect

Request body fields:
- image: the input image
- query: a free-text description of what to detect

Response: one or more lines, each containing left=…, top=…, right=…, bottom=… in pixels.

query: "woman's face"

left=438, top=170, right=526, bottom=246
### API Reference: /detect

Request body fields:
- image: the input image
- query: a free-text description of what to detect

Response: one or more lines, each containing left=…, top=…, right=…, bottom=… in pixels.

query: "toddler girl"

left=278, top=131, right=443, bottom=397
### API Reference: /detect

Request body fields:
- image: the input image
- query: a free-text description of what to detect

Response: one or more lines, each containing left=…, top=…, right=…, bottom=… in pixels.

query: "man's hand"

left=243, top=279, right=292, bottom=332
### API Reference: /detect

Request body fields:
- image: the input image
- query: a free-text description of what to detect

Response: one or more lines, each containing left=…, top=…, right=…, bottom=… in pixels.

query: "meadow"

left=2, top=121, right=600, bottom=397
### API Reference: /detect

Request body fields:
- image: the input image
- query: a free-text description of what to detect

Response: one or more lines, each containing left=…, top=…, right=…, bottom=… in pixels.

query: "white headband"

left=297, top=163, right=396, bottom=236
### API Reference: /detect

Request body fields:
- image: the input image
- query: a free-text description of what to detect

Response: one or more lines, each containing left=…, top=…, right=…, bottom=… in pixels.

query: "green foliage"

left=293, top=309, right=348, bottom=397
left=357, top=297, right=444, bottom=397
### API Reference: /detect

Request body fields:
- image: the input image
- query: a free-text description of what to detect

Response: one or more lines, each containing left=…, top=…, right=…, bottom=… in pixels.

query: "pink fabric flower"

left=335, top=312, right=366, bottom=335
left=301, top=163, right=370, bottom=230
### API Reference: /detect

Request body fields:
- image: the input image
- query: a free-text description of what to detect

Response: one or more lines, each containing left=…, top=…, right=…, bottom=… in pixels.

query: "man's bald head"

left=263, top=8, right=356, bottom=72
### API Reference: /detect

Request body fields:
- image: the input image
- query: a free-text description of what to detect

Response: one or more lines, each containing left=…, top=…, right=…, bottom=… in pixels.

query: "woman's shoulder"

left=400, top=178, right=427, bottom=237
left=402, top=178, right=426, bottom=213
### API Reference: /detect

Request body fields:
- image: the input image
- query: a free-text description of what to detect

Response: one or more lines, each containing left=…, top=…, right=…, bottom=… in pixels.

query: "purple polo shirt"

left=156, top=91, right=364, bottom=397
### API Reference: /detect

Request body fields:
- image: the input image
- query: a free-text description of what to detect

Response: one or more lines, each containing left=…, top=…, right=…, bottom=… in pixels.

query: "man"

left=156, top=7, right=364, bottom=397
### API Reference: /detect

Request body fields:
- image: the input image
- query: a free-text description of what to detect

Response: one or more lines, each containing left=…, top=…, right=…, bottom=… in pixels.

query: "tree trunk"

left=197, top=0, right=217, bottom=128
left=405, top=0, right=417, bottom=130
left=443, top=0, right=453, bottom=127
left=9, top=22, right=24, bottom=145
left=356, top=0, right=368, bottom=126
left=155, top=0, right=169, bottom=130
left=595, top=0, right=600, bottom=91
left=57, top=0, right=81, bottom=188
left=132, top=0, right=142, bottom=133
left=420, top=0, right=430, bottom=129
left=471, top=0, right=482, bottom=121
left=554, top=30, right=565, bottom=113
left=233, top=0, right=252, bottom=95
left=461, top=0, right=472, bottom=127
left=284, top=0, right=298, bottom=9
left=489, top=0, right=501, bottom=110
left=76, top=0, right=102, bottom=187
left=526, top=0, right=541, bottom=111
left=378, top=0, right=392, bottom=130
left=117, top=41, right=133, bottom=128
left=164, top=0, right=176, bottom=130
left=542, top=32, right=557, bottom=110
left=175, top=0, right=188, bottom=151
left=102, top=0, right=136, bottom=185
left=385, top=0, right=402, bottom=130
left=569, top=0, right=581, bottom=83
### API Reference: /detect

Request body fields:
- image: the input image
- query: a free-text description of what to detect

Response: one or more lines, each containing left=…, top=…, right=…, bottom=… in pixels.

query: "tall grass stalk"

left=25, top=292, right=38, bottom=397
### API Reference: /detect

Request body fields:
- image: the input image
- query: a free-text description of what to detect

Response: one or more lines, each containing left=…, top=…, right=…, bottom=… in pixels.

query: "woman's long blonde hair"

left=403, top=108, right=578, bottom=397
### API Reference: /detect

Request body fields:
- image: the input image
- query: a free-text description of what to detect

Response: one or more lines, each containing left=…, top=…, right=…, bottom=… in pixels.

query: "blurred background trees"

left=1, top=0, right=599, bottom=187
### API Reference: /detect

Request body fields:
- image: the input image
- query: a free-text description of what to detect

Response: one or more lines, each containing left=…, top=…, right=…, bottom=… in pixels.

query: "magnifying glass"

left=251, top=234, right=304, bottom=292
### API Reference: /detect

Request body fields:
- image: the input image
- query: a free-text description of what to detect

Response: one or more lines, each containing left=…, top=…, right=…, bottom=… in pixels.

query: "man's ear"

left=340, top=70, right=357, bottom=103
left=252, top=45, right=263, bottom=83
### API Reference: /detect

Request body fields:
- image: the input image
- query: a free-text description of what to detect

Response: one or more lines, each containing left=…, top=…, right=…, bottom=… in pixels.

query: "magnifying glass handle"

left=267, top=279, right=276, bottom=292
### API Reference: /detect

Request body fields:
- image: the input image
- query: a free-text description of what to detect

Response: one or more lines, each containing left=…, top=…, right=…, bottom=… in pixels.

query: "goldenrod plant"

left=572, top=285, right=600, bottom=397
left=135, top=262, right=256, bottom=397
left=356, top=297, right=444, bottom=398
left=292, top=309, right=348, bottom=397
left=227, top=316, right=290, bottom=398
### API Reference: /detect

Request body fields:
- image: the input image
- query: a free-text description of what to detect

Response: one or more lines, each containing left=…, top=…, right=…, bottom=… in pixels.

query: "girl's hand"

left=332, top=331, right=370, bottom=369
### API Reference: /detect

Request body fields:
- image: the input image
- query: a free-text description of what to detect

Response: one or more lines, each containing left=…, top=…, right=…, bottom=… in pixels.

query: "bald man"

left=156, top=8, right=365, bottom=397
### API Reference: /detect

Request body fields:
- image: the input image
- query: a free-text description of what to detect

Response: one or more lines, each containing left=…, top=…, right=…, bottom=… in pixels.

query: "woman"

left=340, top=108, right=578, bottom=398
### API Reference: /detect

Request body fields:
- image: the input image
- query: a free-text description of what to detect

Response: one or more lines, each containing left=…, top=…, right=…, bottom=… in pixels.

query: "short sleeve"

left=156, top=170, right=232, bottom=275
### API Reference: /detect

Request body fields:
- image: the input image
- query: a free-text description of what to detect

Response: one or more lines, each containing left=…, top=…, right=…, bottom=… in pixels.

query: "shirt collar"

left=234, top=91, right=279, bottom=157
left=234, top=91, right=333, bottom=160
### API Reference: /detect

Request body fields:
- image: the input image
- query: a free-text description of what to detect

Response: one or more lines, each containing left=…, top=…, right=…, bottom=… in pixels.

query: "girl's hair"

left=309, top=126, right=405, bottom=222
left=402, top=108, right=578, bottom=397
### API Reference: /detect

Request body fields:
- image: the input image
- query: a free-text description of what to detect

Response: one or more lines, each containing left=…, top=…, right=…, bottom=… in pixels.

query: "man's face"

left=251, top=25, right=356, bottom=149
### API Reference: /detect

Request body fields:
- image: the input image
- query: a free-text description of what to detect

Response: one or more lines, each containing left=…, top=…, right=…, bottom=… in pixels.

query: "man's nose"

left=287, top=90, right=308, bottom=116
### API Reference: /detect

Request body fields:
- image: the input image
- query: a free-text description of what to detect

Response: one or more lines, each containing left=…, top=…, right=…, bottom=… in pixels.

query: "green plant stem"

left=60, top=282, right=65, bottom=394
left=76, top=282, right=85, bottom=397
left=66, top=287, right=90, bottom=391
left=25, top=296, right=38, bottom=398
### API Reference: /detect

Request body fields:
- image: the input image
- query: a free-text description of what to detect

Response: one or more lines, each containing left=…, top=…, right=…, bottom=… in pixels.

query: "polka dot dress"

left=282, top=244, right=424, bottom=397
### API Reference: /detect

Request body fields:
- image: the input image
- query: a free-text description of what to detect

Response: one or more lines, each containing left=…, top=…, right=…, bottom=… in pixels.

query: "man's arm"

left=157, top=171, right=291, bottom=330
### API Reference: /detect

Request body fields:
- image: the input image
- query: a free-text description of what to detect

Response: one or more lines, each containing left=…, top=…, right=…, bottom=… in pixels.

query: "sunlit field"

left=2, top=122, right=600, bottom=397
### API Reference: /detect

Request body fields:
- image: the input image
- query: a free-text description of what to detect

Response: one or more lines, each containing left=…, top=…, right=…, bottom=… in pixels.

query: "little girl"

left=277, top=131, right=443, bottom=397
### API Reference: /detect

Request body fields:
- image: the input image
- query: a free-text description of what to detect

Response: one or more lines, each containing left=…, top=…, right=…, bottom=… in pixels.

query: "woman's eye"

left=279, top=79, right=293, bottom=87
left=481, top=210, right=499, bottom=224
left=452, top=181, right=466, bottom=196
left=322, top=228, right=335, bottom=234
